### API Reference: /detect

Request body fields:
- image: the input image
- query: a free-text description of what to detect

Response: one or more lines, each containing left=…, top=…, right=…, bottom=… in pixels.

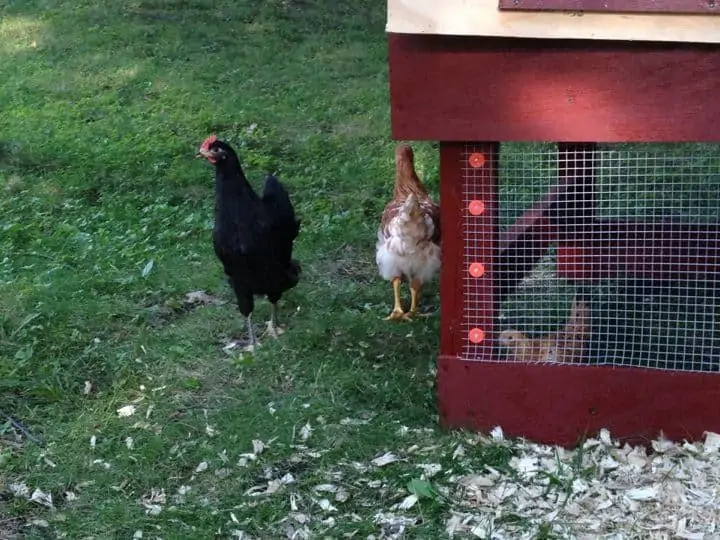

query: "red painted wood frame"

left=390, top=33, right=720, bottom=446
left=438, top=143, right=720, bottom=447
left=497, top=0, right=720, bottom=15
left=388, top=34, right=720, bottom=143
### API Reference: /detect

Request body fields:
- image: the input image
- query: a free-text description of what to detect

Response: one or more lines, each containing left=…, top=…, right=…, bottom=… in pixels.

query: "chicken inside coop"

left=499, top=293, right=590, bottom=363
left=376, top=144, right=441, bottom=320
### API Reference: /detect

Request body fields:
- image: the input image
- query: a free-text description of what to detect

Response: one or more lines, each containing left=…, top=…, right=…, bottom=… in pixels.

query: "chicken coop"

left=387, top=0, right=720, bottom=446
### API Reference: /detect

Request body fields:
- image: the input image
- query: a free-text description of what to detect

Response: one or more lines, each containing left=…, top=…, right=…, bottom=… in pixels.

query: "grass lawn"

left=0, top=1, right=519, bottom=537
left=6, top=1, right=720, bottom=538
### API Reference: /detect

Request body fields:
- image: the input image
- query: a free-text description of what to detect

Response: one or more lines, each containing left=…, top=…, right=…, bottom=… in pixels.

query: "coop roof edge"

left=387, top=0, right=720, bottom=44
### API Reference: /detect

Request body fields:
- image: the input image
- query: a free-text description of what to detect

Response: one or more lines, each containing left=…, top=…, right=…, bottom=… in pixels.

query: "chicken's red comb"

left=200, top=134, right=218, bottom=151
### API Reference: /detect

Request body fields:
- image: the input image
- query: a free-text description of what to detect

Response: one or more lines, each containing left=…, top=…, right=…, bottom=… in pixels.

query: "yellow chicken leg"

left=407, top=278, right=431, bottom=318
left=384, top=277, right=407, bottom=321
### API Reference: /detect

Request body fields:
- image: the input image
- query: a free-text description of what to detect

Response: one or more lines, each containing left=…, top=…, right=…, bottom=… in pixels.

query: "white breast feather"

left=376, top=209, right=440, bottom=284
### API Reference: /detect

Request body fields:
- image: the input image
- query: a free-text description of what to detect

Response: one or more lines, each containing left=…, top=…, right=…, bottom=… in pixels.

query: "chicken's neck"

left=214, top=157, right=258, bottom=201
left=393, top=163, right=428, bottom=200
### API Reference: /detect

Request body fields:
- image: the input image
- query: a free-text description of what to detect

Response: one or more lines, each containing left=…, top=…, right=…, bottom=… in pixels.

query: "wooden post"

left=438, top=141, right=500, bottom=427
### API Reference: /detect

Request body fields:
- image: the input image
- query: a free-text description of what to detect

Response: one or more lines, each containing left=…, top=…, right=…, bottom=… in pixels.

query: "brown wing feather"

left=422, top=200, right=441, bottom=245
left=380, top=199, right=403, bottom=237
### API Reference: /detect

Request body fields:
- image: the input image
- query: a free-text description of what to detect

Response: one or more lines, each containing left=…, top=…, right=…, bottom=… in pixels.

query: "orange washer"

left=469, top=262, right=485, bottom=278
left=468, top=328, right=485, bottom=344
left=469, top=153, right=486, bottom=168
left=468, top=200, right=485, bottom=216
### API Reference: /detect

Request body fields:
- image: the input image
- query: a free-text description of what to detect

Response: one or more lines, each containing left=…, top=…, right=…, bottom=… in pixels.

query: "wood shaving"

left=447, top=429, right=720, bottom=538
left=372, top=452, right=400, bottom=467
left=116, top=405, right=136, bottom=417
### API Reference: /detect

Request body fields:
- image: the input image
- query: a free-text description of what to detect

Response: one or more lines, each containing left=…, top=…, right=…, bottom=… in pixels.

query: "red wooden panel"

left=437, top=356, right=720, bottom=446
left=439, top=143, right=465, bottom=357
left=388, top=34, right=720, bottom=142
left=498, top=0, right=720, bottom=15
left=556, top=221, right=720, bottom=280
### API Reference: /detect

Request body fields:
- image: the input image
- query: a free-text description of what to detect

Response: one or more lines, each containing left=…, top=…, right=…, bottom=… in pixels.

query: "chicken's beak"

left=195, top=149, right=209, bottom=159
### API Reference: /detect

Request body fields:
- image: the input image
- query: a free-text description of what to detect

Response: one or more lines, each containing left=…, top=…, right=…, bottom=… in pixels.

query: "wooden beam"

left=439, top=143, right=465, bottom=358
left=557, top=220, right=720, bottom=280
left=437, top=357, right=720, bottom=446
left=388, top=34, right=720, bottom=142
left=498, top=0, right=720, bottom=15
left=387, top=0, right=720, bottom=43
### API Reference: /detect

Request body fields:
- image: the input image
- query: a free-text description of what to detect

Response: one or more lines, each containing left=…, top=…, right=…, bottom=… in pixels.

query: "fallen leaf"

left=117, top=405, right=136, bottom=417
left=397, top=494, right=418, bottom=510
left=141, top=259, right=154, bottom=278
left=30, top=488, right=53, bottom=508
left=452, top=444, right=466, bottom=460
left=184, top=290, right=221, bottom=305
left=340, top=418, right=369, bottom=426
left=371, top=452, right=400, bottom=467
left=625, top=486, right=657, bottom=501
left=703, top=431, right=720, bottom=453
left=317, top=498, right=337, bottom=512
left=252, top=439, right=265, bottom=455
left=417, top=463, right=442, bottom=479
left=408, top=478, right=439, bottom=500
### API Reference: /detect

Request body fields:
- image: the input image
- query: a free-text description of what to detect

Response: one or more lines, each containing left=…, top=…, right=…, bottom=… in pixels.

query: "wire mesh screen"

left=461, top=142, right=720, bottom=372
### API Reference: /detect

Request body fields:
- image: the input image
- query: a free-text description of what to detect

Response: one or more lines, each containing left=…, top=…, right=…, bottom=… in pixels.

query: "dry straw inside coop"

left=462, top=143, right=720, bottom=372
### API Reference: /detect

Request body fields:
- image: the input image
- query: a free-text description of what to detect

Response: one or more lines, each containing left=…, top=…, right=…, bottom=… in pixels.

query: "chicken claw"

left=223, top=337, right=258, bottom=353
left=385, top=308, right=410, bottom=321
left=384, top=277, right=411, bottom=321
left=264, top=320, right=286, bottom=338
left=406, top=278, right=433, bottom=318
left=263, top=302, right=287, bottom=338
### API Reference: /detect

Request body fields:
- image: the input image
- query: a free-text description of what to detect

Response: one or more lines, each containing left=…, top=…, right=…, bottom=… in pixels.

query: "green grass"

left=0, top=1, right=508, bottom=538
left=3, top=0, right=720, bottom=537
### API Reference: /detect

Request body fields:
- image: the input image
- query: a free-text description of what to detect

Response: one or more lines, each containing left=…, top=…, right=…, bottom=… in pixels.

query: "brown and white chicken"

left=376, top=144, right=441, bottom=321
left=498, top=294, right=590, bottom=363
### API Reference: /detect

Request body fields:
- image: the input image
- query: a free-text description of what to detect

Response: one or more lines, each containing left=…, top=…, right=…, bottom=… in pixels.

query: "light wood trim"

left=387, top=0, right=720, bottom=43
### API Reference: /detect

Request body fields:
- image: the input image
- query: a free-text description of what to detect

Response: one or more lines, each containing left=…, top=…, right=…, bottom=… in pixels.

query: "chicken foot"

left=385, top=277, right=412, bottom=321
left=243, top=313, right=258, bottom=351
left=224, top=313, right=257, bottom=352
left=264, top=302, right=286, bottom=338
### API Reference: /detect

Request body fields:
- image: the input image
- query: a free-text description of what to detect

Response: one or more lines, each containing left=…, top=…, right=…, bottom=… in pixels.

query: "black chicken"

left=196, top=134, right=301, bottom=349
